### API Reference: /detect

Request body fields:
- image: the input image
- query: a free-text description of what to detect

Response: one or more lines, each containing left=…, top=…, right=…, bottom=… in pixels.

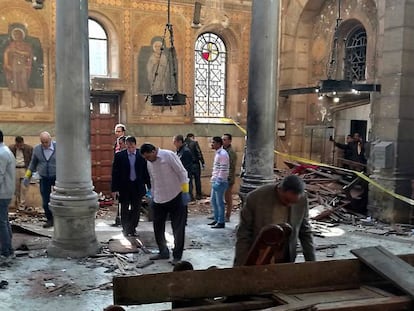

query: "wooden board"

left=113, top=254, right=414, bottom=305
left=351, top=246, right=414, bottom=298
left=314, top=296, right=413, bottom=311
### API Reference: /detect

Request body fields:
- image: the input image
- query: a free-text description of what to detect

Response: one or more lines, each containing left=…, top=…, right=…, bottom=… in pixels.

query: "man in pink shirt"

left=208, top=136, right=229, bottom=228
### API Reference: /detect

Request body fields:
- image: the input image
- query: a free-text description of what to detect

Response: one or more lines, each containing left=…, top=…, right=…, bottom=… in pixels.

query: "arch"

left=194, top=32, right=227, bottom=118
left=88, top=11, right=120, bottom=78
left=337, top=19, right=367, bottom=81
left=195, top=24, right=239, bottom=59
left=88, top=18, right=108, bottom=76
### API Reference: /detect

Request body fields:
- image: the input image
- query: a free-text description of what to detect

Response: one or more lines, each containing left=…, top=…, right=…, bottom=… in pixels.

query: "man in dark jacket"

left=9, top=136, right=32, bottom=208
left=234, top=175, right=315, bottom=266
left=173, top=135, right=193, bottom=175
left=184, top=133, right=205, bottom=200
left=111, top=136, right=150, bottom=236
left=24, top=132, right=56, bottom=228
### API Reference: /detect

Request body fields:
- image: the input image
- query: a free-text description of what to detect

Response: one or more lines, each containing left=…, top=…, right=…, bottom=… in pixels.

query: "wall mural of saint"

left=0, top=23, right=44, bottom=109
left=138, top=36, right=177, bottom=96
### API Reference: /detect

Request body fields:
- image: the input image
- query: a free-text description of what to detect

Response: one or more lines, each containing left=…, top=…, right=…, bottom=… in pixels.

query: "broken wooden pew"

left=351, top=246, right=414, bottom=298
left=112, top=254, right=414, bottom=309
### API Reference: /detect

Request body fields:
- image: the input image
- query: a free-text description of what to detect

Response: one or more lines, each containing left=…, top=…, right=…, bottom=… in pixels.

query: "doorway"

left=350, top=120, right=367, bottom=140
left=90, top=91, right=122, bottom=195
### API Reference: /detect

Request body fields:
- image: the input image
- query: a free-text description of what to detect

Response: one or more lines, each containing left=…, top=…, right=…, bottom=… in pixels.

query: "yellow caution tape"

left=221, top=117, right=414, bottom=206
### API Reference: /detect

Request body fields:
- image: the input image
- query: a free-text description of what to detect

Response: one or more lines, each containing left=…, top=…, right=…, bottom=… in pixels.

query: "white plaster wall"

left=334, top=103, right=372, bottom=141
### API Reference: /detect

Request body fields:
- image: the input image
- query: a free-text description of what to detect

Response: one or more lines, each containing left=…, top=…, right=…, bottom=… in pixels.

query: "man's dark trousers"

left=39, top=176, right=55, bottom=222
left=152, top=193, right=186, bottom=260
left=119, top=180, right=142, bottom=235
left=190, top=163, right=202, bottom=199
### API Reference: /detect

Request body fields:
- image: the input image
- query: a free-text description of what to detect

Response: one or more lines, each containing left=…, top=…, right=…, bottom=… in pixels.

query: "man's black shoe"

left=42, top=221, right=53, bottom=228
left=150, top=253, right=170, bottom=260
left=211, top=223, right=225, bottom=229
left=208, top=221, right=217, bottom=226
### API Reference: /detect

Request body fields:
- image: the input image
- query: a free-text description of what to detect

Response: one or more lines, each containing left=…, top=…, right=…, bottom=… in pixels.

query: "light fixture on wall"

left=279, top=0, right=380, bottom=99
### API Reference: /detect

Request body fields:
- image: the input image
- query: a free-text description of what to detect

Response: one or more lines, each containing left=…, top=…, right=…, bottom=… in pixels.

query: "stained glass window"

left=344, top=28, right=367, bottom=81
left=194, top=33, right=226, bottom=118
left=88, top=19, right=108, bottom=76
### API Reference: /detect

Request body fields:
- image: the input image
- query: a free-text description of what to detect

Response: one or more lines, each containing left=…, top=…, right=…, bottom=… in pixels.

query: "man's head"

left=0, top=130, right=3, bottom=143
left=118, top=136, right=127, bottom=151
left=222, top=133, right=232, bottom=148
left=210, top=136, right=223, bottom=151
left=15, top=136, right=24, bottom=149
left=140, top=143, right=157, bottom=162
left=39, top=131, right=52, bottom=149
left=114, top=124, right=126, bottom=138
left=346, top=135, right=353, bottom=143
left=353, top=132, right=361, bottom=142
left=173, top=135, right=184, bottom=150
left=277, top=175, right=305, bottom=206
left=186, top=133, right=195, bottom=141
left=125, top=136, right=136, bottom=153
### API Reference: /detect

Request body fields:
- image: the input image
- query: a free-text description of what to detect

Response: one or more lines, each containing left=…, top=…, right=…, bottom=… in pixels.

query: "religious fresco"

left=132, top=20, right=188, bottom=120
left=0, top=5, right=52, bottom=122
left=0, top=23, right=44, bottom=108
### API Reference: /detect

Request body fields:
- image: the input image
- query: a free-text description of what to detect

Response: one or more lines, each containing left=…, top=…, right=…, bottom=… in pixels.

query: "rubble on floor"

left=282, top=161, right=414, bottom=238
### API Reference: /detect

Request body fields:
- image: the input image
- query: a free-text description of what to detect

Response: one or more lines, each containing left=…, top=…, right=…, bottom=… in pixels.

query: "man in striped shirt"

left=208, top=136, right=229, bottom=229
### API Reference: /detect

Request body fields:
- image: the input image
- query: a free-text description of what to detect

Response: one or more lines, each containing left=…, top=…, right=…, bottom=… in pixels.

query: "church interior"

left=2, top=0, right=414, bottom=309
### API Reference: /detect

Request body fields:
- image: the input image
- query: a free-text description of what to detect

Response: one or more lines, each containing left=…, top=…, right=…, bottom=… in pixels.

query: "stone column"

left=48, top=0, right=99, bottom=257
left=240, top=0, right=279, bottom=198
left=369, top=0, right=414, bottom=223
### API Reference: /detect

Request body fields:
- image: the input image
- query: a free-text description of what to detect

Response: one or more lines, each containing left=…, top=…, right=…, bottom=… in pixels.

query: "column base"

left=47, top=189, right=100, bottom=258
left=368, top=172, right=414, bottom=224
left=239, top=174, right=275, bottom=204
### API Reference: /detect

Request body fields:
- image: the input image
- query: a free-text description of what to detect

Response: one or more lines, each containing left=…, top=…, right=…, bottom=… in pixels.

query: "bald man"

left=24, top=132, right=56, bottom=228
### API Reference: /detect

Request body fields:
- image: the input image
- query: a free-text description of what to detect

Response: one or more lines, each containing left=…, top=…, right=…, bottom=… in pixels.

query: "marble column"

left=239, top=0, right=279, bottom=198
left=48, top=0, right=99, bottom=257
left=369, top=0, right=414, bottom=223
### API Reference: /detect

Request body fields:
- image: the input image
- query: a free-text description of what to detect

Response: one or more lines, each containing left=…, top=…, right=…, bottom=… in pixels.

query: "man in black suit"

left=111, top=136, right=150, bottom=236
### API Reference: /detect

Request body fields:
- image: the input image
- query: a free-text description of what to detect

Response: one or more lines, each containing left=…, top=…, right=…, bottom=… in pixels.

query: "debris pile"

left=282, top=161, right=368, bottom=223
left=283, top=161, right=414, bottom=237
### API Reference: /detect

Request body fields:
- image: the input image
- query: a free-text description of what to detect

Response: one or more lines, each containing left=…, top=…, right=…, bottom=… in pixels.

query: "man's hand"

left=23, top=177, right=30, bottom=187
left=201, top=164, right=205, bottom=170
left=145, top=189, right=152, bottom=199
left=182, top=192, right=191, bottom=206
left=212, top=181, right=221, bottom=190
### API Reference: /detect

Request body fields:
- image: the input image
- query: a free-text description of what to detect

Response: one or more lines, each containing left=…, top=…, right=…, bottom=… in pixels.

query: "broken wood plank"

left=113, top=254, right=414, bottom=305
left=351, top=246, right=414, bottom=298
left=113, top=260, right=359, bottom=305
left=314, top=296, right=413, bottom=311
left=171, top=298, right=276, bottom=311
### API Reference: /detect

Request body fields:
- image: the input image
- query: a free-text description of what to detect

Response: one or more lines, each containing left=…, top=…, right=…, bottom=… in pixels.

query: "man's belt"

left=16, top=166, right=26, bottom=168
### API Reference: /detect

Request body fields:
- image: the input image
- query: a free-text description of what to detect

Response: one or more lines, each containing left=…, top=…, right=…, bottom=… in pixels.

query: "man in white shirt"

left=140, top=143, right=190, bottom=265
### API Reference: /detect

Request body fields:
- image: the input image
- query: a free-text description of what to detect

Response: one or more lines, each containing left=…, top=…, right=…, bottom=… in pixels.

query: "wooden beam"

left=314, top=296, right=413, bottom=311
left=171, top=298, right=275, bottom=311
left=113, top=254, right=414, bottom=305
left=351, top=246, right=414, bottom=298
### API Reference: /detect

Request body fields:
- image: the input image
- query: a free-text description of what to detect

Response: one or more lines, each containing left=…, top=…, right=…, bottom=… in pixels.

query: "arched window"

left=344, top=27, right=367, bottom=81
left=88, top=19, right=108, bottom=76
left=194, top=33, right=226, bottom=118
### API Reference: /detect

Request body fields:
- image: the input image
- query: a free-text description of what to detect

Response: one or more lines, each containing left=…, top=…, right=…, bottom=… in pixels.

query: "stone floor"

left=1, top=204, right=414, bottom=311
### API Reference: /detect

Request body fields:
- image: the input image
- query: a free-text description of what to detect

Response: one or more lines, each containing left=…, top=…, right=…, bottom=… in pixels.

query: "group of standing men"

left=1, top=129, right=56, bottom=263
left=110, top=124, right=238, bottom=264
